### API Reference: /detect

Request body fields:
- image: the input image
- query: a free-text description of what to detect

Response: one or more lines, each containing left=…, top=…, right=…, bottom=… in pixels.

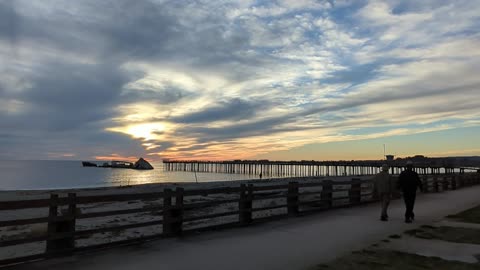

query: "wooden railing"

left=1, top=173, right=479, bottom=267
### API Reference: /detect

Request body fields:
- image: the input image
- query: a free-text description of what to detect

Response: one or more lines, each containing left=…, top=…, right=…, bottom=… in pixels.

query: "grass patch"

left=405, top=226, right=480, bottom=245
left=311, top=249, right=480, bottom=270
left=447, top=205, right=480, bottom=224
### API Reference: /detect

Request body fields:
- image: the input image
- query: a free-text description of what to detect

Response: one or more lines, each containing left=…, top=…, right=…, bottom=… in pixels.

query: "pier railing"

left=0, top=173, right=479, bottom=266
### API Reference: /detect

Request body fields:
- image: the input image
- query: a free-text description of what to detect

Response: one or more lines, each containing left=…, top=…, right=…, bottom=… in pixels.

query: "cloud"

left=172, top=98, right=269, bottom=124
left=0, top=0, right=479, bottom=160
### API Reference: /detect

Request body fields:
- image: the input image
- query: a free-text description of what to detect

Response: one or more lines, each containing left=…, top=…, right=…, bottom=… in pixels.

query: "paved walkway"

left=8, top=186, right=480, bottom=270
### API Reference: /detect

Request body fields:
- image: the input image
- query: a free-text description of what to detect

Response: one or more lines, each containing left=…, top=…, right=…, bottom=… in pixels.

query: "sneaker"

left=405, top=218, right=412, bottom=223
left=380, top=216, right=388, bottom=221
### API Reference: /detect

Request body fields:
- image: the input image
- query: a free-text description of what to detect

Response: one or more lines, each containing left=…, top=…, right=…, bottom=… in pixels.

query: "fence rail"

left=1, top=173, right=479, bottom=267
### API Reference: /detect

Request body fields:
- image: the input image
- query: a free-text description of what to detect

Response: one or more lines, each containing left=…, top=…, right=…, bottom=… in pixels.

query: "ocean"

left=0, top=160, right=259, bottom=190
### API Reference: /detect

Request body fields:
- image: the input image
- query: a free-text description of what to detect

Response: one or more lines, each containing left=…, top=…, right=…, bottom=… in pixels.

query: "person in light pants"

left=374, top=164, right=394, bottom=221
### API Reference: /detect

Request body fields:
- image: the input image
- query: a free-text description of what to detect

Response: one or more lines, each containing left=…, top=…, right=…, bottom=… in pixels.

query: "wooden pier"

left=163, top=160, right=475, bottom=177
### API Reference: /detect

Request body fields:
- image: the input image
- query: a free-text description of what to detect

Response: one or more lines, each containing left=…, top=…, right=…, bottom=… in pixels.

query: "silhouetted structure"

left=163, top=157, right=480, bottom=177
left=81, top=158, right=154, bottom=170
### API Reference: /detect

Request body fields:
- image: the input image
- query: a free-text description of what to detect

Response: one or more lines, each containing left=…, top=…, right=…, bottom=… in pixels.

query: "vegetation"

left=447, top=205, right=480, bottom=224
left=405, top=226, right=480, bottom=245
left=312, top=206, right=480, bottom=270
left=311, top=249, right=480, bottom=270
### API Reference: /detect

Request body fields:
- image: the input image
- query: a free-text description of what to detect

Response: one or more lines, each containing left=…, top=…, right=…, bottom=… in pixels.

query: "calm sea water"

left=0, top=160, right=260, bottom=190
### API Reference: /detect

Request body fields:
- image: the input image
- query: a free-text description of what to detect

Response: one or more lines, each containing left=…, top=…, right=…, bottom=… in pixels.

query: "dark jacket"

left=397, top=169, right=422, bottom=195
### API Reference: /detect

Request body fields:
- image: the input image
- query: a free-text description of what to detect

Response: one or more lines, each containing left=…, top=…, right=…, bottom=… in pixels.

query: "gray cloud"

left=120, top=86, right=191, bottom=105
left=0, top=0, right=18, bottom=45
left=173, top=114, right=307, bottom=146
left=172, top=98, right=268, bottom=124
left=1, top=61, right=130, bottom=131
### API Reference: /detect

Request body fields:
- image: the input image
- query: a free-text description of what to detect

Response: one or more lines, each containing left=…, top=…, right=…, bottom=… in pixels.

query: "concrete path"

left=7, top=186, right=480, bottom=270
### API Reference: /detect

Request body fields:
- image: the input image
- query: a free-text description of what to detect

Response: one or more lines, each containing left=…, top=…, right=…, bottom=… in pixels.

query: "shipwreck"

left=81, top=158, right=154, bottom=170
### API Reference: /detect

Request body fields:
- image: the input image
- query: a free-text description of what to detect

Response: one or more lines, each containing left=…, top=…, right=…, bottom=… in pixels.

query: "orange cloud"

left=94, top=154, right=140, bottom=162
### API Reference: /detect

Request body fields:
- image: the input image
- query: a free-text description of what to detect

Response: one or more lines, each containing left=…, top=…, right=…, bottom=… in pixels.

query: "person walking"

left=398, top=161, right=423, bottom=223
left=374, top=164, right=394, bottom=221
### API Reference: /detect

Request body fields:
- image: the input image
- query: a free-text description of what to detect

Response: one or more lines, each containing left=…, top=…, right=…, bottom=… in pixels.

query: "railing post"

left=66, top=193, right=76, bottom=252
left=458, top=175, right=465, bottom=188
left=163, top=188, right=184, bottom=236
left=287, top=182, right=299, bottom=216
left=239, top=184, right=252, bottom=225
left=442, top=176, right=449, bottom=191
left=372, top=180, right=379, bottom=201
left=163, top=188, right=173, bottom=236
left=173, top=187, right=184, bottom=236
left=46, top=194, right=76, bottom=256
left=46, top=194, right=59, bottom=254
left=349, top=178, right=361, bottom=205
left=422, top=176, right=428, bottom=193
left=321, top=180, right=333, bottom=208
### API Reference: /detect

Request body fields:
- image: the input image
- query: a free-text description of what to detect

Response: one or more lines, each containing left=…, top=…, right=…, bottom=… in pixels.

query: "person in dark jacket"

left=397, top=161, right=423, bottom=223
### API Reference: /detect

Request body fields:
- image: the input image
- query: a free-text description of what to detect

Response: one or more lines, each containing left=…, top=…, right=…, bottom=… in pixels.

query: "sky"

left=0, top=0, right=479, bottom=161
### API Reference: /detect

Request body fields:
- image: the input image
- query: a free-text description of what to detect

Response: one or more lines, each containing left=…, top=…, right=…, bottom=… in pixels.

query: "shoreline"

left=0, top=175, right=372, bottom=201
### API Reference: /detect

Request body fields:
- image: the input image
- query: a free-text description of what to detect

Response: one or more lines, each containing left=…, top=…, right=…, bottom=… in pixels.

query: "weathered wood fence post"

left=442, top=176, right=449, bottom=191
left=46, top=193, right=76, bottom=256
left=239, top=184, right=253, bottom=225
left=372, top=181, right=379, bottom=201
left=46, top=194, right=58, bottom=254
left=465, top=174, right=471, bottom=186
left=66, top=193, right=76, bottom=252
left=173, top=187, right=184, bottom=235
left=451, top=175, right=457, bottom=190
left=287, top=182, right=299, bottom=216
left=349, top=178, right=361, bottom=205
left=433, top=176, right=439, bottom=192
left=458, top=175, right=465, bottom=188
left=163, top=188, right=182, bottom=236
left=421, top=176, right=428, bottom=193
left=321, top=180, right=333, bottom=208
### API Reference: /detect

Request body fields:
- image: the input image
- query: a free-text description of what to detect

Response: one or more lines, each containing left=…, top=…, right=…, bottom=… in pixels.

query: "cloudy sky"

left=1, top=0, right=479, bottom=161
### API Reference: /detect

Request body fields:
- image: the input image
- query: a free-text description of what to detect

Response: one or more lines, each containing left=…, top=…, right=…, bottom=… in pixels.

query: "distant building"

left=386, top=155, right=394, bottom=161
